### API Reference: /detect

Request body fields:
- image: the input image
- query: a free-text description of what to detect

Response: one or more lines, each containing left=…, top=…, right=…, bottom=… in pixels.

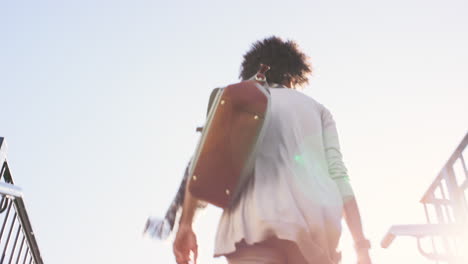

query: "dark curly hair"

left=239, top=36, right=312, bottom=87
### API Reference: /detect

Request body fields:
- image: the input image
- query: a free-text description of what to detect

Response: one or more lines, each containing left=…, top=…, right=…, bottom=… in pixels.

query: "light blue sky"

left=1, top=0, right=467, bottom=263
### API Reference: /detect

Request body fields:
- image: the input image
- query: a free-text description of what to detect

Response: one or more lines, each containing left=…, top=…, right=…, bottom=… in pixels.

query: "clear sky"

left=0, top=0, right=467, bottom=263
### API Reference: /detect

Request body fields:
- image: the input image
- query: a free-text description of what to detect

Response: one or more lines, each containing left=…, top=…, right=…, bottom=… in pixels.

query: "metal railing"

left=382, top=132, right=468, bottom=263
left=0, top=138, right=43, bottom=264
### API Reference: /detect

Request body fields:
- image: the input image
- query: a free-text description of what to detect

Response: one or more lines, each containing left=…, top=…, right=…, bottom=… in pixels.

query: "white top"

left=213, top=88, right=355, bottom=264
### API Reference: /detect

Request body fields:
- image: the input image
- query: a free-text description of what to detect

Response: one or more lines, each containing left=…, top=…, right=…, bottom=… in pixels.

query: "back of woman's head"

left=239, top=36, right=312, bottom=87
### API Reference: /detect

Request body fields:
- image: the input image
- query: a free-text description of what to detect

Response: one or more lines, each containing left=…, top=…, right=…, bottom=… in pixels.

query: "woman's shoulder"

left=278, top=88, right=327, bottom=110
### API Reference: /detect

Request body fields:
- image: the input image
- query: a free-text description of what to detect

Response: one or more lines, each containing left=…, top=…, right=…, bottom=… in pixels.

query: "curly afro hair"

left=239, top=36, right=312, bottom=87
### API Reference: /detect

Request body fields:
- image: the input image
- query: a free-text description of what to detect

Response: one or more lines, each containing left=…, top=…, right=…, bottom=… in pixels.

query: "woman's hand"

left=356, top=249, right=372, bottom=264
left=173, top=225, right=198, bottom=264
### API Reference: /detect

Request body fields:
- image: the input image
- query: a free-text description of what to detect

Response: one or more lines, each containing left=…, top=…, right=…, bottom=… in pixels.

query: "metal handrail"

left=381, top=132, right=468, bottom=263
left=0, top=137, right=43, bottom=264
left=421, top=132, right=468, bottom=204
left=0, top=183, right=23, bottom=199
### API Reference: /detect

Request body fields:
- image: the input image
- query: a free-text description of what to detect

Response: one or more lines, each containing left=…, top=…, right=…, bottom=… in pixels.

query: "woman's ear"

left=282, top=80, right=293, bottom=89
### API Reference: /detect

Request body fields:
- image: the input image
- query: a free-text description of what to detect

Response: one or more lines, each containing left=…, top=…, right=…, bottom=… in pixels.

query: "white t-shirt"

left=213, top=87, right=355, bottom=264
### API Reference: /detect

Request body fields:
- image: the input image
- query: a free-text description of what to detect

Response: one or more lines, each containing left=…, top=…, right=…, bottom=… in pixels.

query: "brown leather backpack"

left=188, top=65, right=271, bottom=208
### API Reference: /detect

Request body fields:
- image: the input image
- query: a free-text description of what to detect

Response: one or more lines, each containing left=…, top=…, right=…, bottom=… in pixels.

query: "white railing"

left=382, top=132, right=468, bottom=263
